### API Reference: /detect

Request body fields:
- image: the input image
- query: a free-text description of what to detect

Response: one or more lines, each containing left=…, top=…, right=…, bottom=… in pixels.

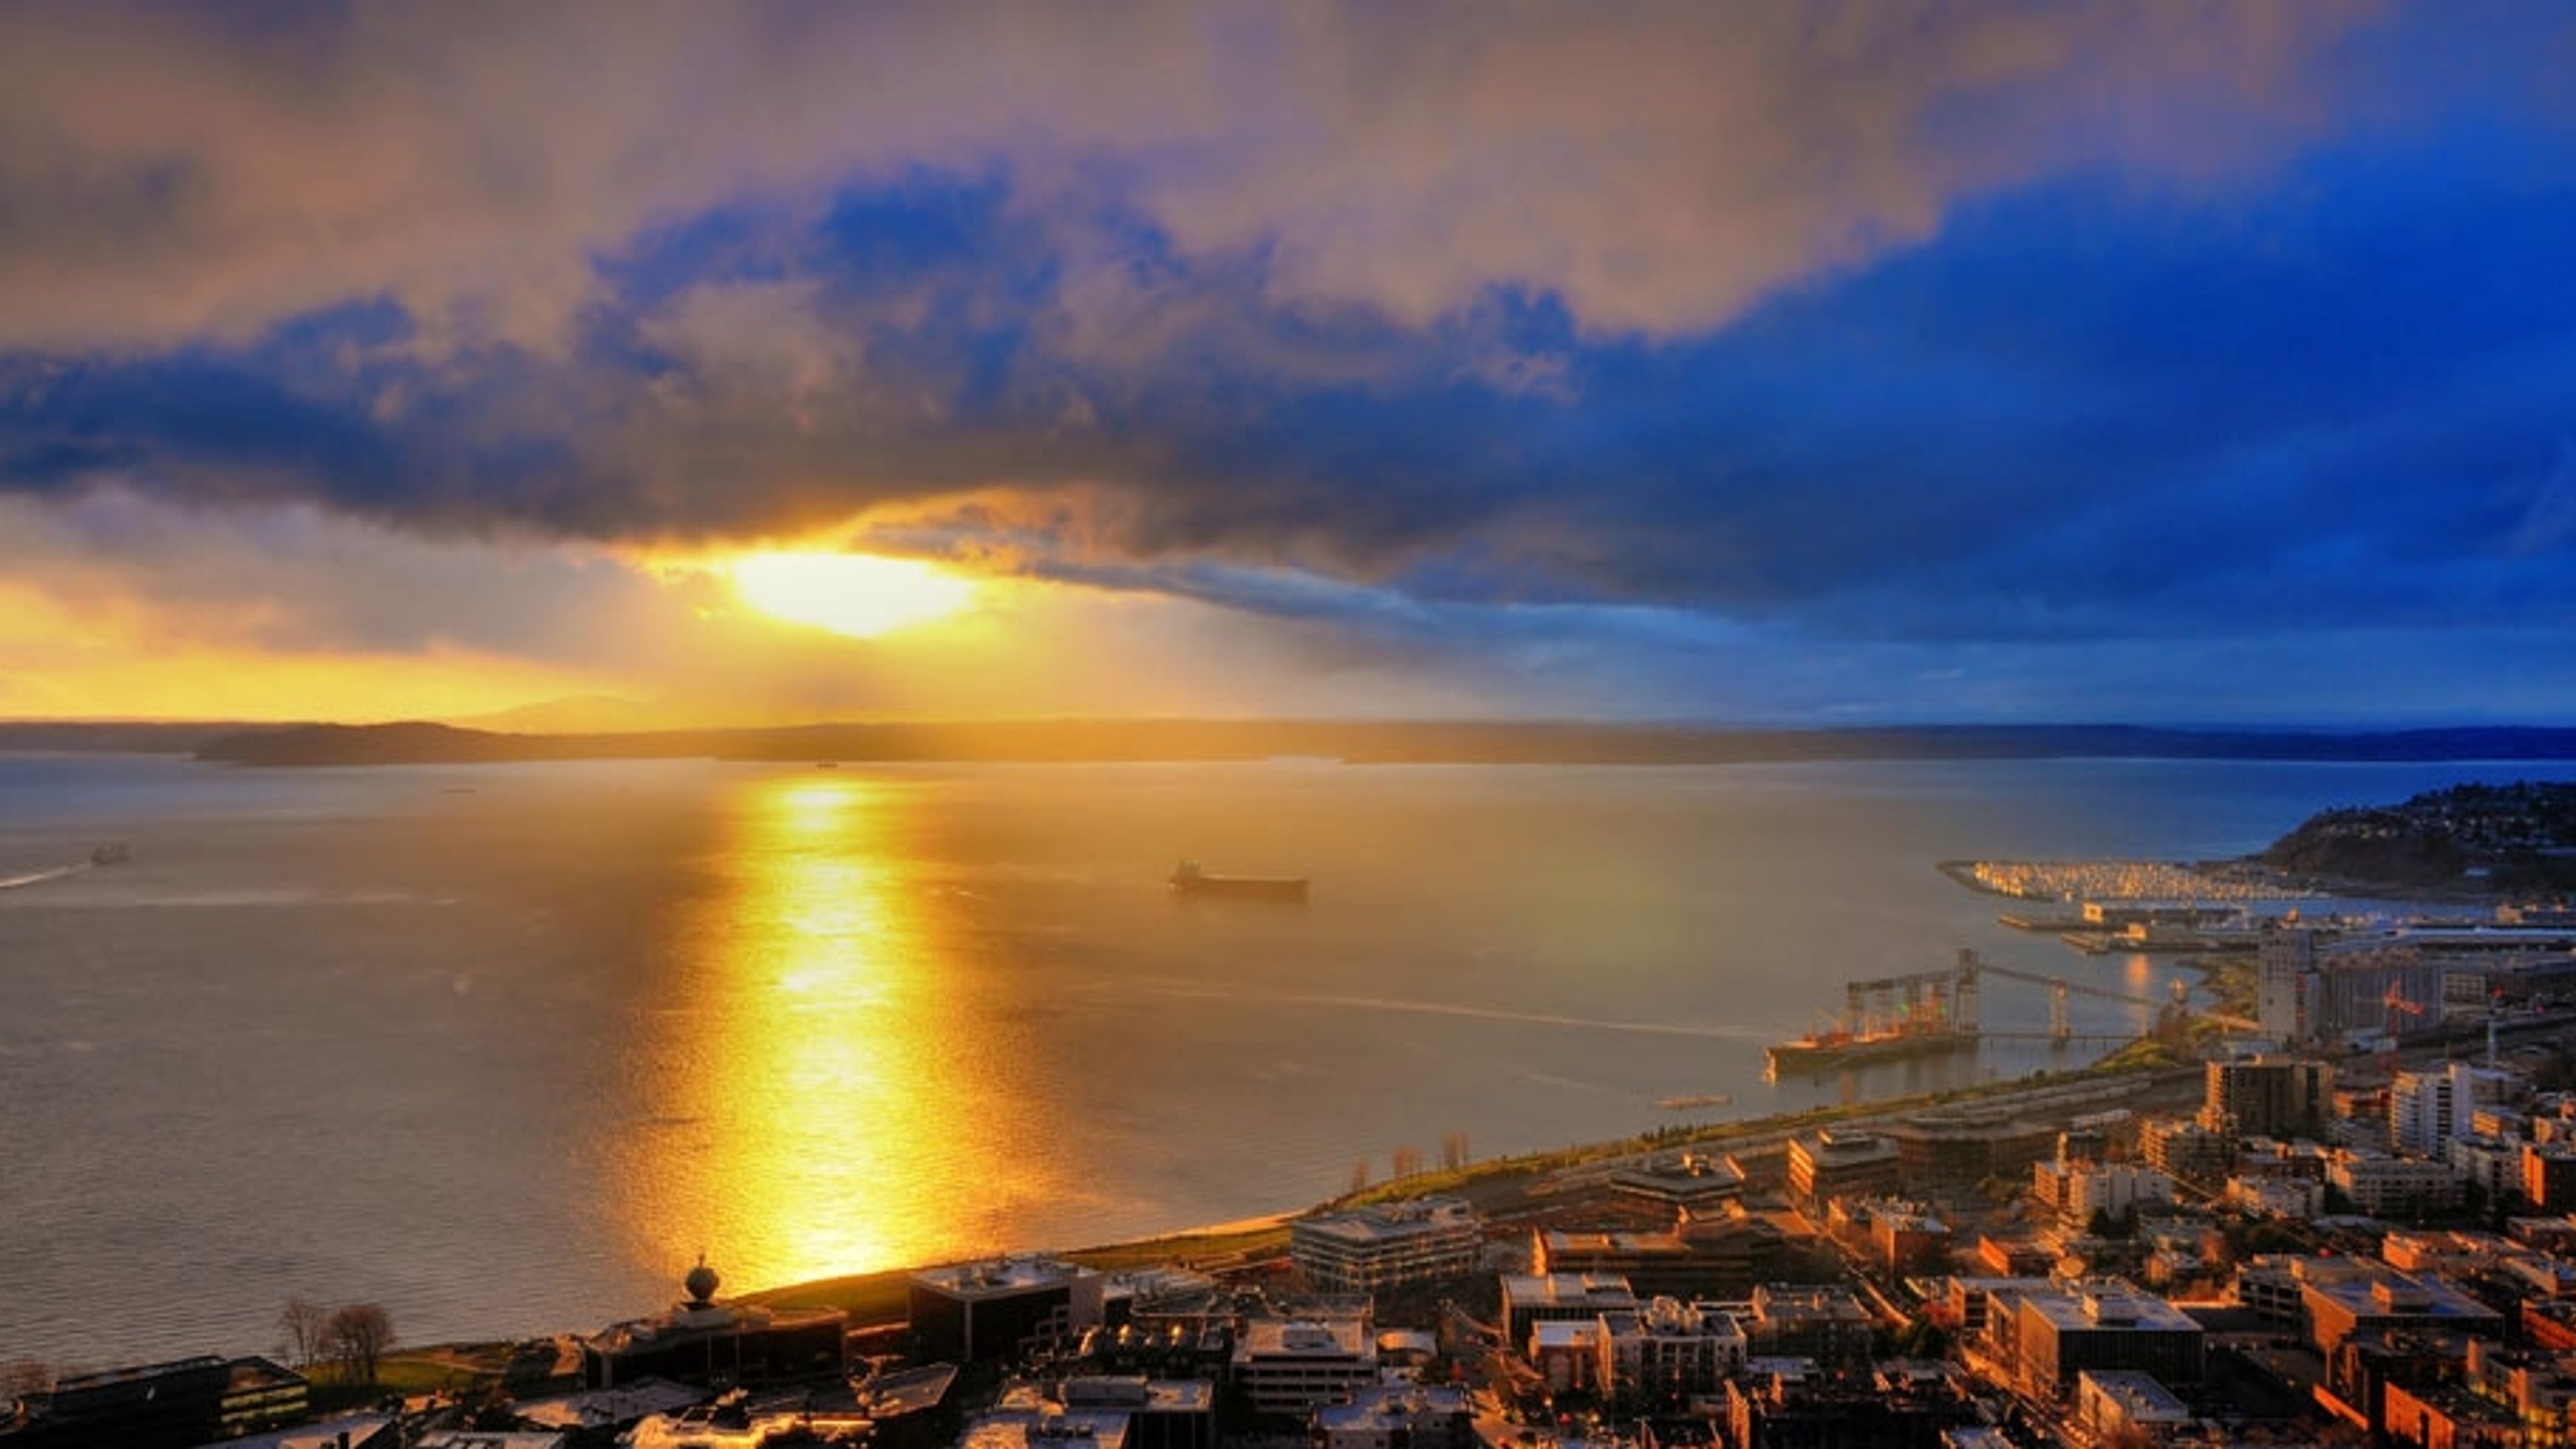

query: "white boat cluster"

left=1965, top=858, right=2306, bottom=902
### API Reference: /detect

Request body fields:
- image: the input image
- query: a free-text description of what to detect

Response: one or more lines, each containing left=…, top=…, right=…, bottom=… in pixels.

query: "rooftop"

left=1236, top=1317, right=1370, bottom=1360
left=191, top=1413, right=396, bottom=1449
left=513, top=1378, right=706, bottom=1432
left=913, top=1257, right=1093, bottom=1298
left=1295, top=1196, right=1479, bottom=1246
left=1531, top=1320, right=1603, bottom=1350
left=1313, top=1385, right=1470, bottom=1433
left=1500, top=1273, right=1638, bottom=1309
left=1059, top=1377, right=1214, bottom=1414
left=2078, top=1369, right=2193, bottom=1423
left=2304, top=1270, right=2498, bottom=1324
left=959, top=1411, right=1132, bottom=1449
left=2020, top=1288, right=2200, bottom=1334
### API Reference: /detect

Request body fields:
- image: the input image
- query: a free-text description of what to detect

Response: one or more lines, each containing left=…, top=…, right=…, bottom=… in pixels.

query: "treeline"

left=277, top=1299, right=396, bottom=1384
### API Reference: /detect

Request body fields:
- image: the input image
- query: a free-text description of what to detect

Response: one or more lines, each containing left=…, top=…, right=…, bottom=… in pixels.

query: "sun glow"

left=730, top=551, right=977, bottom=638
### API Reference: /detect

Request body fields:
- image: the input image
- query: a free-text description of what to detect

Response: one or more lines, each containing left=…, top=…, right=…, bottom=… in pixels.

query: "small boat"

left=90, top=843, right=130, bottom=866
left=1169, top=861, right=1309, bottom=902
left=1656, top=1093, right=1733, bottom=1111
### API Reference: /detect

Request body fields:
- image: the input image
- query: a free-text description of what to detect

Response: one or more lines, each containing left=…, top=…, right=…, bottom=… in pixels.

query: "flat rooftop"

left=1294, top=1196, right=1479, bottom=1245
left=2303, top=1271, right=2498, bottom=1323
left=961, top=1412, right=1132, bottom=1449
left=1060, top=1377, right=1214, bottom=1414
left=2079, top=1369, right=2192, bottom=1421
left=1501, top=1273, right=1638, bottom=1308
left=1236, top=1317, right=1369, bottom=1359
left=1313, top=1385, right=1469, bottom=1432
left=914, top=1257, right=1090, bottom=1297
left=2020, top=1289, right=2200, bottom=1334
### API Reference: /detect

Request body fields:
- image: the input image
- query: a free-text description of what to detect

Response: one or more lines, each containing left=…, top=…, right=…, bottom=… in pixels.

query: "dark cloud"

left=3, top=0, right=2576, bottom=716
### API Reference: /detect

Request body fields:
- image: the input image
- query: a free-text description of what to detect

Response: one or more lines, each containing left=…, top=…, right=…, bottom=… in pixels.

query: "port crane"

left=2383, top=984, right=2428, bottom=1039
left=1774, top=949, right=2260, bottom=1073
left=1843, top=952, right=1983, bottom=1037
left=1970, top=956, right=2261, bottom=1044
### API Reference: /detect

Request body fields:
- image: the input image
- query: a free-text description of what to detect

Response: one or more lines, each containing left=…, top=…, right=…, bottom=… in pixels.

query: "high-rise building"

left=2390, top=1064, right=2476, bottom=1158
left=2258, top=925, right=2316, bottom=1044
left=2201, top=1058, right=2334, bottom=1138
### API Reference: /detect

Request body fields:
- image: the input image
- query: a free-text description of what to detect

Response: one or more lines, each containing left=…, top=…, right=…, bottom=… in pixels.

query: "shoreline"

left=724, top=1050, right=2202, bottom=1328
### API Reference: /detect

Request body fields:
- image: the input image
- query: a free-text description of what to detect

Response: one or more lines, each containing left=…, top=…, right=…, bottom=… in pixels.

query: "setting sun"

left=730, top=551, right=978, bottom=639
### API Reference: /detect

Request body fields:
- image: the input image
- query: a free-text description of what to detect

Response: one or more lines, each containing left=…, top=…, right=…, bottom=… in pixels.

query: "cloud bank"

left=3, top=1, right=2575, bottom=718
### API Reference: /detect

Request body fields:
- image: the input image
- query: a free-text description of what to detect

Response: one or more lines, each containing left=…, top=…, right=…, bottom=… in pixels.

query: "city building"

left=1530, top=1214, right=1797, bottom=1300
left=2037, top=1162, right=2176, bottom=1234
left=2392, top=1063, right=2478, bottom=1157
left=1597, top=1297, right=1748, bottom=1408
left=1498, top=1274, right=1636, bottom=1347
left=2328, top=1150, right=2467, bottom=1218
left=1608, top=1152, right=1746, bottom=1215
left=1786, top=1129, right=1901, bottom=1208
left=2380, top=1378, right=2522, bottom=1448
left=2202, top=1057, right=2334, bottom=1138
left=1870, top=1206, right=1951, bottom=1275
left=1230, top=1318, right=1376, bottom=1418
left=2012, top=1286, right=2206, bottom=1397
left=1289, top=1197, right=1481, bottom=1295
left=1528, top=1320, right=1604, bottom=1396
left=1309, top=1385, right=1470, bottom=1449
left=1885, top=1114, right=2057, bottom=1187
left=910, top=1258, right=1108, bottom=1366
left=0, top=1356, right=314, bottom=1449
left=1742, top=1285, right=1874, bottom=1368
left=1723, top=1360, right=1978, bottom=1448
left=1941, top=1277, right=2058, bottom=1356
left=2257, top=924, right=2317, bottom=1044
left=955, top=1409, right=1132, bottom=1449
left=2139, top=1116, right=2235, bottom=1186
left=588, top=1260, right=849, bottom=1389
left=2528, top=1141, right=2576, bottom=1213
left=2451, top=1134, right=2528, bottom=1205
left=2227, top=1174, right=2325, bottom=1219
left=1057, top=1378, right=1216, bottom=1449
left=2074, top=1371, right=2194, bottom=1445
left=510, top=1379, right=723, bottom=1446
left=2462, top=1338, right=2576, bottom=1442
left=2301, top=1267, right=2504, bottom=1355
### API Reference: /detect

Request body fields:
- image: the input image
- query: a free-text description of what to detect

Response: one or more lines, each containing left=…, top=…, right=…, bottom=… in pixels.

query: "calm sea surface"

left=5, top=753, right=2573, bottom=1366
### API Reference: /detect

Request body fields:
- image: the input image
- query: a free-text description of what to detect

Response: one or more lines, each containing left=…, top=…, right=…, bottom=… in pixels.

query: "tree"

left=1350, top=1159, right=1371, bottom=1194
left=1441, top=1130, right=1471, bottom=1171
left=278, top=1297, right=327, bottom=1369
left=1392, top=1146, right=1422, bottom=1180
left=323, top=1303, right=395, bottom=1385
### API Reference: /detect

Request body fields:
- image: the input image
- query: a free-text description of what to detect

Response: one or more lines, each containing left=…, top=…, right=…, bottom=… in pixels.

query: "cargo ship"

left=1765, top=1022, right=1978, bottom=1075
left=1768, top=951, right=1984, bottom=1075
left=1169, top=861, right=1309, bottom=902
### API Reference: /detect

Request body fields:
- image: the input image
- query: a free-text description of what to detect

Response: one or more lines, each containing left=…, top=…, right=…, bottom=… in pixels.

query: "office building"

left=1231, top=1318, right=1375, bottom=1418
left=1290, top=1197, right=1481, bottom=1295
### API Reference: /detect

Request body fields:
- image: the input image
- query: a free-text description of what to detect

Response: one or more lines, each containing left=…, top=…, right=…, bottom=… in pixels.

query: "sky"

left=4, top=1, right=2576, bottom=726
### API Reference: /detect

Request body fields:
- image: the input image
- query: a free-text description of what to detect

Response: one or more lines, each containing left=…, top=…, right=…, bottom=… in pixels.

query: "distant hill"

left=0, top=720, right=280, bottom=753
left=2261, top=781, right=2576, bottom=893
left=443, top=695, right=674, bottom=735
left=191, top=720, right=2576, bottom=769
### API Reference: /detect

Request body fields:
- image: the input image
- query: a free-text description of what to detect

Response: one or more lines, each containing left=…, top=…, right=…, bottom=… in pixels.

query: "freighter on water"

left=1168, top=861, right=1309, bottom=902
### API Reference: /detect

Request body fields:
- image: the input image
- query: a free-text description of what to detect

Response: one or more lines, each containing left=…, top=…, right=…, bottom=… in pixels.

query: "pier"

left=1772, top=949, right=2260, bottom=1073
